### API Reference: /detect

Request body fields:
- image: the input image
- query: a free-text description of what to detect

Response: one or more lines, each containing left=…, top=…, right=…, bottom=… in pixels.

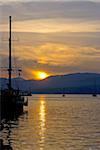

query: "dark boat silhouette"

left=92, top=94, right=97, bottom=97
left=62, top=94, right=65, bottom=97
left=92, top=78, right=97, bottom=97
left=0, top=16, right=28, bottom=121
left=27, top=92, right=32, bottom=96
left=0, top=139, right=13, bottom=150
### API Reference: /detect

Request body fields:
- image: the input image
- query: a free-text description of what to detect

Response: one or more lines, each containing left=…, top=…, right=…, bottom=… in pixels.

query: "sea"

left=0, top=94, right=100, bottom=150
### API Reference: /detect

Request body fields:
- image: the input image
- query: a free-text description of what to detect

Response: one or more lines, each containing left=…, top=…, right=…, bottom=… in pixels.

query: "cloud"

left=0, top=1, right=100, bottom=78
left=0, top=1, right=100, bottom=35
left=1, top=33, right=100, bottom=78
left=0, top=1, right=100, bottom=23
left=1, top=19, right=100, bottom=33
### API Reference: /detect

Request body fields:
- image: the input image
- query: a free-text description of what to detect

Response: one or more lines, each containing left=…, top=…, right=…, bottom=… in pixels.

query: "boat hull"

left=0, top=90, right=25, bottom=120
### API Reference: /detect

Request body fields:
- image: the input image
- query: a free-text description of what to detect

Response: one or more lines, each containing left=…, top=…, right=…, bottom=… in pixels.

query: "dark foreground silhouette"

left=0, top=139, right=13, bottom=150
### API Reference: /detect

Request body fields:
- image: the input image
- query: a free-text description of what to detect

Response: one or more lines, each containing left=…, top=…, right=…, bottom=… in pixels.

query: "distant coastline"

left=1, top=72, right=100, bottom=94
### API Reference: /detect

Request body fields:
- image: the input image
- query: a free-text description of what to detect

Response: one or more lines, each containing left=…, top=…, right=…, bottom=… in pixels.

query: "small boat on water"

left=62, top=94, right=65, bottom=97
left=0, top=16, right=28, bottom=120
left=27, top=92, right=32, bottom=96
left=22, top=91, right=32, bottom=96
left=92, top=79, right=97, bottom=97
left=92, top=93, right=97, bottom=97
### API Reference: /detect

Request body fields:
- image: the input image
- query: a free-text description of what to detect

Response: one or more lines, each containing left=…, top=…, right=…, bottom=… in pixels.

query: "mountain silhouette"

left=0, top=73, right=100, bottom=94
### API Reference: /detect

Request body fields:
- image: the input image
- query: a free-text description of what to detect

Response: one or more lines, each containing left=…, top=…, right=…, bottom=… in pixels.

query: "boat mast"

left=8, top=16, right=12, bottom=90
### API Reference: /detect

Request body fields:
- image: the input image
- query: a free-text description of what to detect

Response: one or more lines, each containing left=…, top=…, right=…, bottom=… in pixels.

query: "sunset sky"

left=0, top=0, right=100, bottom=79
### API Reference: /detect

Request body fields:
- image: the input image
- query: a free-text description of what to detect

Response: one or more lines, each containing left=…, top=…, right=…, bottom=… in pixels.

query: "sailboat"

left=62, top=94, right=65, bottom=97
left=92, top=78, right=97, bottom=97
left=62, top=87, right=66, bottom=97
left=0, top=16, right=28, bottom=120
left=92, top=93, right=97, bottom=97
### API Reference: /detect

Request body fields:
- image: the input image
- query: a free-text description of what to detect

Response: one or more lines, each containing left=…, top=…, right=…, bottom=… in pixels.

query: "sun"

left=32, top=71, right=49, bottom=80
left=38, top=72, right=48, bottom=80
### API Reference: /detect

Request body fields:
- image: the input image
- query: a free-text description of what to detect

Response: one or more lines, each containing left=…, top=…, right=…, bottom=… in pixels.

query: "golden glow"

left=32, top=71, right=49, bottom=80
left=39, top=96, right=46, bottom=150
left=1, top=19, right=100, bottom=33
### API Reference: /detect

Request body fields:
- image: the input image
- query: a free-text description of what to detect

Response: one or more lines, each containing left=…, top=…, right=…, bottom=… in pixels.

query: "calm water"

left=1, top=94, right=100, bottom=150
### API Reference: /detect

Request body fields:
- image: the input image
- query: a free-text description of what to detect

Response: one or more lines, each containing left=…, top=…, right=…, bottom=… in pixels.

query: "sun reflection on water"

left=39, top=96, right=46, bottom=150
